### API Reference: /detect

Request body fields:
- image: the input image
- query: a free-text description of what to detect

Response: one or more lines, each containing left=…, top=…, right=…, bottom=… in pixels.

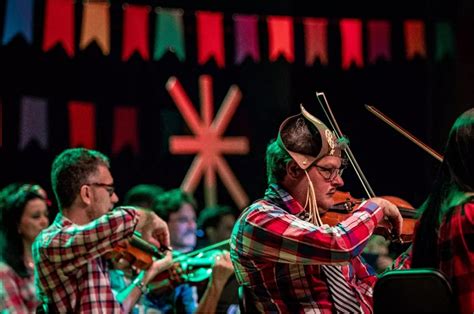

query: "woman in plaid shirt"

left=0, top=183, right=50, bottom=313
left=399, top=108, right=474, bottom=314
left=32, top=148, right=173, bottom=313
left=230, top=105, right=402, bottom=313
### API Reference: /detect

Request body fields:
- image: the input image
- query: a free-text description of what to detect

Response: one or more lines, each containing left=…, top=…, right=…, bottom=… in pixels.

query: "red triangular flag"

left=196, top=11, right=225, bottom=68
left=267, top=16, right=294, bottom=63
left=112, top=106, right=139, bottom=155
left=404, top=20, right=426, bottom=59
left=68, top=101, right=95, bottom=149
left=368, top=20, right=391, bottom=63
left=122, top=4, right=150, bottom=61
left=303, top=17, right=328, bottom=66
left=42, top=0, right=75, bottom=57
left=340, top=19, right=364, bottom=69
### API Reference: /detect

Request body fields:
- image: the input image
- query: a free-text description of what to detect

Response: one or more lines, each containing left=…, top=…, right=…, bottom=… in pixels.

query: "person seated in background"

left=196, top=204, right=238, bottom=250
left=32, top=148, right=173, bottom=313
left=196, top=205, right=239, bottom=314
left=362, top=235, right=393, bottom=274
left=392, top=108, right=474, bottom=314
left=0, top=183, right=50, bottom=312
left=146, top=189, right=235, bottom=314
left=123, top=184, right=164, bottom=210
left=109, top=183, right=166, bottom=314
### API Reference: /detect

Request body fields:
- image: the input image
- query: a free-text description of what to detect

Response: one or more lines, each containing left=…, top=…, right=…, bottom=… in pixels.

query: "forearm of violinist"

left=195, top=252, right=234, bottom=314
left=116, top=271, right=145, bottom=313
left=194, top=279, right=227, bottom=314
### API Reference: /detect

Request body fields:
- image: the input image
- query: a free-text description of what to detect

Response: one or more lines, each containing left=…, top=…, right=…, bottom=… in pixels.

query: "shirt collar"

left=53, top=212, right=73, bottom=227
left=265, top=183, right=306, bottom=216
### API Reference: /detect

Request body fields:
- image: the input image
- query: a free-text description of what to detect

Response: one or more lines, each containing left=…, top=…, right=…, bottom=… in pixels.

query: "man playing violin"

left=230, top=105, right=403, bottom=313
left=145, top=188, right=235, bottom=314
left=32, top=148, right=173, bottom=313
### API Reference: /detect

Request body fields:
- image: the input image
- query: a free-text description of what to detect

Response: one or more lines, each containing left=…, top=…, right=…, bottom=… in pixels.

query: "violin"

left=147, top=249, right=224, bottom=296
left=323, top=191, right=417, bottom=243
left=315, top=93, right=418, bottom=243
left=108, top=231, right=169, bottom=270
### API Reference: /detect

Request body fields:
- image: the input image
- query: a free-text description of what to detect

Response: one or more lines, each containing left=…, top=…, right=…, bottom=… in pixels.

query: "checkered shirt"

left=32, top=207, right=138, bottom=313
left=230, top=184, right=384, bottom=313
left=0, top=262, right=38, bottom=313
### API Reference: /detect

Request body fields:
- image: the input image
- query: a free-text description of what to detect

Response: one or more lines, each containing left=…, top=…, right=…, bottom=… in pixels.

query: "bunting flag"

left=267, top=16, right=295, bottom=63
left=80, top=2, right=111, bottom=55
left=303, top=17, right=328, bottom=66
left=234, top=14, right=260, bottom=64
left=122, top=4, right=150, bottom=61
left=340, top=19, right=364, bottom=69
left=435, top=22, right=455, bottom=61
left=367, top=20, right=391, bottom=64
left=68, top=101, right=96, bottom=149
left=112, top=106, right=139, bottom=155
left=154, top=9, right=186, bottom=62
left=2, top=0, right=34, bottom=45
left=196, top=11, right=225, bottom=68
left=19, top=96, right=48, bottom=150
left=42, top=0, right=75, bottom=57
left=404, top=20, right=426, bottom=59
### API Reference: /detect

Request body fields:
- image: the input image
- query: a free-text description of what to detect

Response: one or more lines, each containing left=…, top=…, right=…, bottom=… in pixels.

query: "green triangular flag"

left=435, top=22, right=455, bottom=61
left=154, top=8, right=185, bottom=61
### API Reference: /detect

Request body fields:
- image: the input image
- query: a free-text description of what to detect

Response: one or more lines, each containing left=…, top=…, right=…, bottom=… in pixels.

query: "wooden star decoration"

left=166, top=75, right=250, bottom=209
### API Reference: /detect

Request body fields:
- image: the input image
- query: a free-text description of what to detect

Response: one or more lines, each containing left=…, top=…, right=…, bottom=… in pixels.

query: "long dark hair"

left=0, top=183, right=47, bottom=277
left=411, top=108, right=474, bottom=268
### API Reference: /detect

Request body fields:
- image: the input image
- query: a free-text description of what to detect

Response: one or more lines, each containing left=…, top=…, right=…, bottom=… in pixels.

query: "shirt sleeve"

left=352, top=256, right=377, bottom=294
left=36, top=207, right=138, bottom=275
left=238, top=200, right=384, bottom=264
left=389, top=244, right=412, bottom=271
left=0, top=267, right=29, bottom=313
left=440, top=202, right=474, bottom=314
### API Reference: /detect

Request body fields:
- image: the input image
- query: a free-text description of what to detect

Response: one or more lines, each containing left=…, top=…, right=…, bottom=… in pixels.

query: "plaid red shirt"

left=391, top=199, right=474, bottom=314
left=230, top=184, right=384, bottom=313
left=32, top=207, right=138, bottom=313
left=438, top=200, right=474, bottom=314
left=0, top=262, right=38, bottom=313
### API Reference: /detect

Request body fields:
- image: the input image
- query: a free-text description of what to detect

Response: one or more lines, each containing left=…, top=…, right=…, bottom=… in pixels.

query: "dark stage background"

left=1, top=0, right=473, bottom=216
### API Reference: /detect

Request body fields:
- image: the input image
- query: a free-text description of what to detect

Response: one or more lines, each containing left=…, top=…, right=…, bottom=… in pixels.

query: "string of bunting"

left=1, top=0, right=456, bottom=68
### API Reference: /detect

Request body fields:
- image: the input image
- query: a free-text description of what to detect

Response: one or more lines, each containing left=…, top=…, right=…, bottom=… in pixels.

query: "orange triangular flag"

left=80, top=2, right=111, bottom=55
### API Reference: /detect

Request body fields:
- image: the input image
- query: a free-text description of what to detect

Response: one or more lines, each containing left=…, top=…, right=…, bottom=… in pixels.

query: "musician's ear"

left=286, top=160, right=303, bottom=180
left=79, top=185, right=92, bottom=206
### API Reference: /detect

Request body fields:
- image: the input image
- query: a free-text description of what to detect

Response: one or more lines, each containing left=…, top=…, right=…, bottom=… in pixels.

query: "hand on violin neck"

left=369, top=197, right=403, bottom=238
left=209, top=251, right=234, bottom=287
left=143, top=250, right=174, bottom=284
left=136, top=209, right=171, bottom=248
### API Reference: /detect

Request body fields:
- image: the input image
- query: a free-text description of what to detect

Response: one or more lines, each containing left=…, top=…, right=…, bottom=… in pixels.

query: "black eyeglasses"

left=86, top=183, right=115, bottom=197
left=314, top=164, right=347, bottom=181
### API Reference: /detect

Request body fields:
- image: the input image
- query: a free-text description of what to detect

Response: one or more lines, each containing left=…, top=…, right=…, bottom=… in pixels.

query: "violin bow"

left=365, top=105, right=443, bottom=162
left=315, top=92, right=376, bottom=198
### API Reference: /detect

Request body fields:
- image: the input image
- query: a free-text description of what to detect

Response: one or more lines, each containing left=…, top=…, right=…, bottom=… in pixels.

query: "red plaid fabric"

left=230, top=184, right=384, bottom=313
left=438, top=200, right=474, bottom=314
left=391, top=199, right=474, bottom=314
left=0, top=263, right=38, bottom=313
left=32, top=207, right=138, bottom=313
